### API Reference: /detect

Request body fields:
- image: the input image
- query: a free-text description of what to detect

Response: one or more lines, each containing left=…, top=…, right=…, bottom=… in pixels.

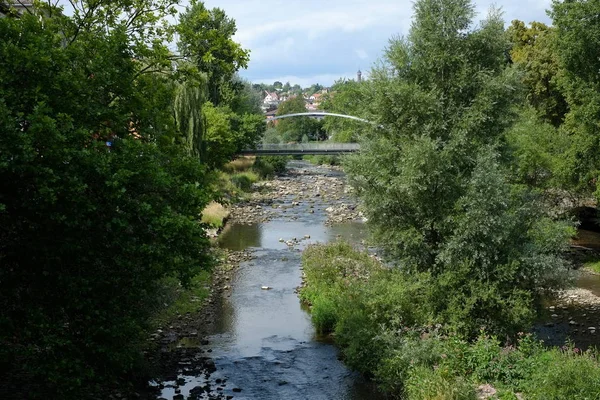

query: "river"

left=154, top=161, right=383, bottom=400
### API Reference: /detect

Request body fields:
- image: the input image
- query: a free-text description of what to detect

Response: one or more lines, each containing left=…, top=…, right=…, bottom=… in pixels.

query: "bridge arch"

left=267, top=112, right=375, bottom=125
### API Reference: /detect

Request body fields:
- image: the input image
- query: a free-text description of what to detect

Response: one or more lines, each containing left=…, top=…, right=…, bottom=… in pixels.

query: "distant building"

left=309, top=93, right=323, bottom=107
left=357, top=70, right=362, bottom=83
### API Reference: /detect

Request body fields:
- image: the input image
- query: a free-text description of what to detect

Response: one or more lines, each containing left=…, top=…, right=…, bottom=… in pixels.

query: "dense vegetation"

left=302, top=243, right=600, bottom=399
left=300, top=0, right=600, bottom=398
left=0, top=0, right=264, bottom=397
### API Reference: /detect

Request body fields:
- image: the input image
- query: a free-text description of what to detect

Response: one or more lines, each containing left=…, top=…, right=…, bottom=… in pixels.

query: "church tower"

left=357, top=69, right=362, bottom=83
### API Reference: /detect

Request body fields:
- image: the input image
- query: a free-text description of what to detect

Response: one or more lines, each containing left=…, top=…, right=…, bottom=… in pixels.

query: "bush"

left=230, top=172, right=258, bottom=191
left=523, top=347, right=600, bottom=399
left=405, top=366, right=477, bottom=400
left=253, top=156, right=289, bottom=178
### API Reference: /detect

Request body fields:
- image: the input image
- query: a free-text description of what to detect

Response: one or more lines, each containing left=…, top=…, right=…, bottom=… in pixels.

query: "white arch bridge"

left=241, top=112, right=368, bottom=155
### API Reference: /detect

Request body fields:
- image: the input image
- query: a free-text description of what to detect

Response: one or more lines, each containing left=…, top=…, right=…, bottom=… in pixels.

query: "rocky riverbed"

left=145, top=250, right=254, bottom=400
left=229, top=165, right=363, bottom=226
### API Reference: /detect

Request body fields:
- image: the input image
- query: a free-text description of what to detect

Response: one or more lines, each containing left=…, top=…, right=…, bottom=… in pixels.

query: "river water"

left=156, top=161, right=383, bottom=400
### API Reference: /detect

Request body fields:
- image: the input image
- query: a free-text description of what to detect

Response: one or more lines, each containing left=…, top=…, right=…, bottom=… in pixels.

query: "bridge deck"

left=240, top=143, right=360, bottom=156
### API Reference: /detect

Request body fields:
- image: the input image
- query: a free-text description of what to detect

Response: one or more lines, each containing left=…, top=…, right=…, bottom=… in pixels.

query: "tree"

left=177, top=1, right=250, bottom=105
left=291, top=84, right=302, bottom=94
left=173, top=74, right=208, bottom=158
left=273, top=81, right=283, bottom=89
left=345, top=0, right=570, bottom=337
left=307, top=83, right=323, bottom=95
left=321, top=79, right=369, bottom=142
left=0, top=4, right=213, bottom=397
left=507, top=20, right=567, bottom=127
left=550, top=0, right=600, bottom=195
left=276, top=96, right=315, bottom=142
left=228, top=76, right=263, bottom=115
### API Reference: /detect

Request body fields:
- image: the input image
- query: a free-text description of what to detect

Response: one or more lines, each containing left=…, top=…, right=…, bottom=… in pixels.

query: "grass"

left=150, top=270, right=212, bottom=329
left=201, top=201, right=230, bottom=228
left=583, top=259, right=600, bottom=273
left=222, top=156, right=256, bottom=173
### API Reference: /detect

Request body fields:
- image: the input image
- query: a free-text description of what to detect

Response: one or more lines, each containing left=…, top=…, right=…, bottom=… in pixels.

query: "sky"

left=195, top=0, right=553, bottom=87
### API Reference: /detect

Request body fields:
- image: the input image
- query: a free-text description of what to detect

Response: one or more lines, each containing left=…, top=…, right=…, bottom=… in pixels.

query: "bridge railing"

left=253, top=143, right=360, bottom=151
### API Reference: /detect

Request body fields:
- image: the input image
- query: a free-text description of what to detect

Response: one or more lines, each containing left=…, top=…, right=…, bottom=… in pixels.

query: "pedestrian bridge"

left=240, top=143, right=360, bottom=156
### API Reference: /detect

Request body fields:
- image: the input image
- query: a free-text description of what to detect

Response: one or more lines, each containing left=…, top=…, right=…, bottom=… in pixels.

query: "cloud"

left=63, top=0, right=556, bottom=87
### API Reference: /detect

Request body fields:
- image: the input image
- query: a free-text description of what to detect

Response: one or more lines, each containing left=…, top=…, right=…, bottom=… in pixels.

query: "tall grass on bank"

left=201, top=201, right=230, bottom=228
left=222, top=156, right=256, bottom=173
left=300, top=242, right=600, bottom=399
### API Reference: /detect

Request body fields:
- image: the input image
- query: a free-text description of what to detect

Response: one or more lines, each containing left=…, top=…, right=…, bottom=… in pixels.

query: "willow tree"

left=346, top=0, right=571, bottom=336
left=173, top=75, right=208, bottom=159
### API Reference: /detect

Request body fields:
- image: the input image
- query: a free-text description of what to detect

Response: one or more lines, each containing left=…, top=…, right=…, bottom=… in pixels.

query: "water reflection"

left=218, top=220, right=367, bottom=252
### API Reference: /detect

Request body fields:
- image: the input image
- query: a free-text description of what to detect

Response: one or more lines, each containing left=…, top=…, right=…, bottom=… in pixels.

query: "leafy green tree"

left=307, top=83, right=323, bottom=95
left=550, top=0, right=600, bottom=194
left=236, top=112, right=267, bottom=151
left=507, top=20, right=567, bottom=127
left=173, top=74, right=208, bottom=158
left=506, top=107, right=570, bottom=188
left=273, top=81, right=283, bottom=89
left=177, top=0, right=250, bottom=105
left=202, top=102, right=239, bottom=168
left=275, top=95, right=323, bottom=142
left=346, top=0, right=570, bottom=337
left=228, top=76, right=263, bottom=115
left=321, top=79, right=369, bottom=142
left=0, top=5, right=212, bottom=398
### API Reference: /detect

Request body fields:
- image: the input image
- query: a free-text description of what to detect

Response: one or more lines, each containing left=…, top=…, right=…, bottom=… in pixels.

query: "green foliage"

left=405, top=366, right=477, bottom=400
left=151, top=270, right=212, bottom=328
left=0, top=6, right=214, bottom=398
left=253, top=156, right=289, bottom=178
left=345, top=0, right=571, bottom=338
left=584, top=259, right=600, bottom=274
left=507, top=21, right=567, bottom=127
left=321, top=79, right=368, bottom=142
left=229, top=171, right=258, bottom=191
left=276, top=96, right=324, bottom=142
left=202, top=102, right=238, bottom=168
left=523, top=347, right=600, bottom=399
left=177, top=0, right=249, bottom=105
left=301, top=242, right=434, bottom=376
left=173, top=76, right=208, bottom=158
left=228, top=76, right=263, bottom=115
left=301, top=243, right=600, bottom=398
left=262, top=127, right=283, bottom=145
left=506, top=108, right=570, bottom=187
left=550, top=0, right=600, bottom=194
left=202, top=102, right=266, bottom=169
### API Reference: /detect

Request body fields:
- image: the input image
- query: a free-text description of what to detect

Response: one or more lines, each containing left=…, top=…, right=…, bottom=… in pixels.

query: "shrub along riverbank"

left=300, top=242, right=600, bottom=399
